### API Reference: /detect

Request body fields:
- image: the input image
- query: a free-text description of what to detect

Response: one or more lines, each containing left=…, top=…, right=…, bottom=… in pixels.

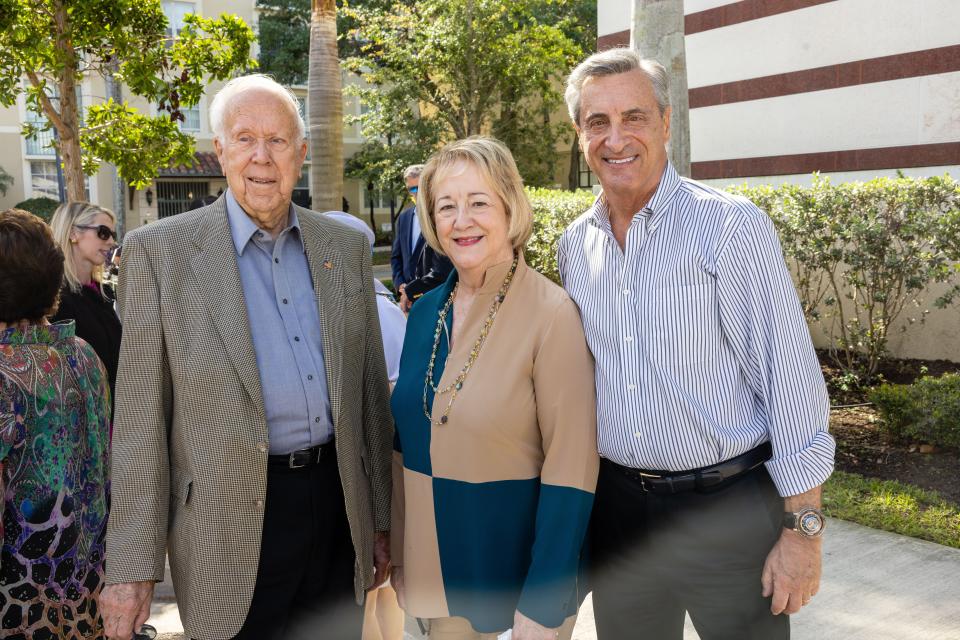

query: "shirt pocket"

left=643, top=283, right=721, bottom=366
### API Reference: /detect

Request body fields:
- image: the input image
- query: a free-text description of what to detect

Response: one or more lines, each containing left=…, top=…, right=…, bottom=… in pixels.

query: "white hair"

left=565, top=48, right=670, bottom=125
left=209, top=74, right=305, bottom=142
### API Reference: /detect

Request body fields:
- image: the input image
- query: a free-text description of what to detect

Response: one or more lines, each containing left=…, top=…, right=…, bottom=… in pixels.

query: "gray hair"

left=565, top=48, right=670, bottom=125
left=209, top=74, right=305, bottom=142
left=403, top=164, right=425, bottom=180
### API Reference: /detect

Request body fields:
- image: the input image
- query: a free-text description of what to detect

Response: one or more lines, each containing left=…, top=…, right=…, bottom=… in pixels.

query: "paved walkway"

left=148, top=519, right=960, bottom=639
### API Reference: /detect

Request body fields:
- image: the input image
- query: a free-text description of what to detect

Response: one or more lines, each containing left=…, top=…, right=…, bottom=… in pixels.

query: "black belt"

left=603, top=441, right=772, bottom=494
left=268, top=440, right=336, bottom=469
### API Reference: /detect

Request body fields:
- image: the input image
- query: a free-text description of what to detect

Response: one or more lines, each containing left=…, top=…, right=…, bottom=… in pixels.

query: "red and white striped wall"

left=597, top=0, right=960, bottom=186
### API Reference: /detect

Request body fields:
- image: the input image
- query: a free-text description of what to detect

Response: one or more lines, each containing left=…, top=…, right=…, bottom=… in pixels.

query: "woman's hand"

left=512, top=610, right=558, bottom=640
left=392, top=565, right=406, bottom=611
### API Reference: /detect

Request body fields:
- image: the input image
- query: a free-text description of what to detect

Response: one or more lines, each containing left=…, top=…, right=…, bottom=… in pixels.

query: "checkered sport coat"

left=106, top=198, right=394, bottom=639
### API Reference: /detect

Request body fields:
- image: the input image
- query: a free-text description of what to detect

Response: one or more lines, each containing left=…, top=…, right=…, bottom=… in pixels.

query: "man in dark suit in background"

left=390, top=165, right=425, bottom=293
left=390, top=164, right=452, bottom=311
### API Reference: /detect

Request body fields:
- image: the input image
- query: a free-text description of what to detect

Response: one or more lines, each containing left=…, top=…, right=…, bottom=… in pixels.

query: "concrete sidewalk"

left=148, top=519, right=960, bottom=639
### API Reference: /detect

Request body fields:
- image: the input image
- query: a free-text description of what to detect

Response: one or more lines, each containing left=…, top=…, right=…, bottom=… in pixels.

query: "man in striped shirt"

left=558, top=48, right=835, bottom=639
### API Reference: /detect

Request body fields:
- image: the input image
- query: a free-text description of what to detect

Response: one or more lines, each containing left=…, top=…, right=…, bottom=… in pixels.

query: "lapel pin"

left=323, top=260, right=334, bottom=269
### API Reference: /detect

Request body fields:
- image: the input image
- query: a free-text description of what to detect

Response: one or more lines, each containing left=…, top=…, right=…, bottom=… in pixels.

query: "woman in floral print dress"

left=0, top=209, right=111, bottom=639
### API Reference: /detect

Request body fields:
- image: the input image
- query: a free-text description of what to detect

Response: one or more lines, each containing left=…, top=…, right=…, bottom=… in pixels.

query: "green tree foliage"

left=256, top=0, right=310, bottom=85
left=0, top=0, right=255, bottom=199
left=342, top=0, right=587, bottom=194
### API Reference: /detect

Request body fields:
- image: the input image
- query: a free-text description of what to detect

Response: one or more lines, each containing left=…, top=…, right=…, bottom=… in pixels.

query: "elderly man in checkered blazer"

left=100, top=75, right=394, bottom=640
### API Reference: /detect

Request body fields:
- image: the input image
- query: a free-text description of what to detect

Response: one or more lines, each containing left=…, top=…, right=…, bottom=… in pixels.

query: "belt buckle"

left=636, top=470, right=660, bottom=493
left=288, top=449, right=308, bottom=469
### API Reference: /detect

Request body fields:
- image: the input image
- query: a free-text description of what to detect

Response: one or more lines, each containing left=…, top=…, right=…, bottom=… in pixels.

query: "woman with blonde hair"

left=49, top=202, right=122, bottom=411
left=390, top=137, right=598, bottom=640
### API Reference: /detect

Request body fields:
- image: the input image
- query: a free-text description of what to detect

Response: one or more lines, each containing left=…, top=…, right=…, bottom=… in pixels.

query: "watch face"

left=800, top=511, right=824, bottom=536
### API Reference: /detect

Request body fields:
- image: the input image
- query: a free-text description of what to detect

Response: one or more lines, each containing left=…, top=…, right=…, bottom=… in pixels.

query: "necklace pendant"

left=439, top=415, right=448, bottom=425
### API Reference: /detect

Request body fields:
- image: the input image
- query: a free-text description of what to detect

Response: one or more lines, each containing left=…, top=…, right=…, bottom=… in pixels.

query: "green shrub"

left=14, top=196, right=61, bottom=222
left=525, top=187, right=595, bottom=284
left=869, top=373, right=960, bottom=448
left=731, top=175, right=960, bottom=382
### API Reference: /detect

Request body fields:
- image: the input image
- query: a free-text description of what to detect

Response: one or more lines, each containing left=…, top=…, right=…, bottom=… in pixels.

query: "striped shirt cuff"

left=764, top=431, right=836, bottom=497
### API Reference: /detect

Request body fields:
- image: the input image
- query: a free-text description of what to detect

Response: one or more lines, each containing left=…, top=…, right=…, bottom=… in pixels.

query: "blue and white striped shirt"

left=557, top=163, right=834, bottom=497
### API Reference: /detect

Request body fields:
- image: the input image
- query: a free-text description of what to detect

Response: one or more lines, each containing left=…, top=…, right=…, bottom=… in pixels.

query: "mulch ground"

left=822, top=352, right=960, bottom=505
left=831, top=407, right=960, bottom=504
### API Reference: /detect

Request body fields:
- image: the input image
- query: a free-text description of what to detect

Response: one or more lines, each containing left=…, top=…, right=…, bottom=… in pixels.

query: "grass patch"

left=372, top=251, right=392, bottom=266
left=823, top=471, right=960, bottom=549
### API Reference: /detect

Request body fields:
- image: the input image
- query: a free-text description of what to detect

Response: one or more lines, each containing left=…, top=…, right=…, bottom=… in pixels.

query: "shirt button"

left=255, top=499, right=264, bottom=509
left=624, top=336, right=634, bottom=342
left=635, top=431, right=642, bottom=439
left=623, top=289, right=631, bottom=295
left=307, top=374, right=314, bottom=381
left=627, top=384, right=637, bottom=391
left=282, top=298, right=288, bottom=304
left=274, top=258, right=279, bottom=264
left=257, top=441, right=268, bottom=452
left=314, top=417, right=321, bottom=423
left=294, top=336, right=300, bottom=342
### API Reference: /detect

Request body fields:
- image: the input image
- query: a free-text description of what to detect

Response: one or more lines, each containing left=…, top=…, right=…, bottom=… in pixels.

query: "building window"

left=180, top=105, right=200, bottom=132
left=362, top=186, right=393, bottom=211
left=157, top=181, right=208, bottom=218
left=578, top=151, right=595, bottom=189
left=30, top=160, right=60, bottom=199
left=162, top=1, right=194, bottom=39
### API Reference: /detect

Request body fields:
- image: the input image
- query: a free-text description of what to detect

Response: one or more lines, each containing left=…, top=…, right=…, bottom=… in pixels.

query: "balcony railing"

left=25, top=128, right=56, bottom=157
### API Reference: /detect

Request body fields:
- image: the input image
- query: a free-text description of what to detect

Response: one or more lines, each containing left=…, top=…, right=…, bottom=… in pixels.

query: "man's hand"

left=371, top=531, right=391, bottom=590
left=398, top=289, right=412, bottom=313
left=101, top=581, right=155, bottom=639
left=762, top=529, right=822, bottom=614
left=512, top=610, right=558, bottom=640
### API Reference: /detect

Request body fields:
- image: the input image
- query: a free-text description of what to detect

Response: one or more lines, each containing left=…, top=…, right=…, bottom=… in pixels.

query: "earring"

left=70, top=238, right=78, bottom=244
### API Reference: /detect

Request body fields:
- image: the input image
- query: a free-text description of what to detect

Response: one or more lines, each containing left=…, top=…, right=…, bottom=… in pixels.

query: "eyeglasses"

left=229, top=134, right=293, bottom=154
left=75, top=224, right=117, bottom=241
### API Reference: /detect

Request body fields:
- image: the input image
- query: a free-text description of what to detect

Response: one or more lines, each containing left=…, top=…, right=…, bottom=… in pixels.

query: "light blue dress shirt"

left=225, top=190, right=333, bottom=454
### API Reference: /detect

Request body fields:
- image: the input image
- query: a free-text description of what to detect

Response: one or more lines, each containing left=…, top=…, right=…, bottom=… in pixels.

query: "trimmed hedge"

left=869, top=374, right=960, bottom=448
left=14, top=197, right=60, bottom=222
left=525, top=187, right=595, bottom=284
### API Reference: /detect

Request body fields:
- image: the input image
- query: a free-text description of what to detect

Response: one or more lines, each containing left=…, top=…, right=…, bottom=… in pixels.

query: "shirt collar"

left=589, top=161, right=682, bottom=232
left=225, top=189, right=303, bottom=256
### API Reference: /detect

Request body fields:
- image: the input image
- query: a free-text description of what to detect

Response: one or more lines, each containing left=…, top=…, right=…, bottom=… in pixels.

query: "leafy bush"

left=525, top=187, right=595, bottom=283
left=0, top=166, right=13, bottom=196
left=731, top=175, right=960, bottom=381
left=14, top=197, right=61, bottom=222
left=869, top=373, right=960, bottom=448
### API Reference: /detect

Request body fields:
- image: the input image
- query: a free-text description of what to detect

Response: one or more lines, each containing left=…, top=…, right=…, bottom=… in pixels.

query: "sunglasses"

left=75, top=224, right=117, bottom=241
left=408, top=186, right=419, bottom=194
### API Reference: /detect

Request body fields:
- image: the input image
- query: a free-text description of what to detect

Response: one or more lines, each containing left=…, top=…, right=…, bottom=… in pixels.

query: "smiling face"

left=432, top=161, right=514, bottom=279
left=69, top=212, right=116, bottom=277
left=214, top=88, right=307, bottom=231
left=576, top=68, right=671, bottom=215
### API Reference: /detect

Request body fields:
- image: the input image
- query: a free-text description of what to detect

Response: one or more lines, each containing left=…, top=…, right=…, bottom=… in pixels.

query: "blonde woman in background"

left=49, top=202, right=122, bottom=414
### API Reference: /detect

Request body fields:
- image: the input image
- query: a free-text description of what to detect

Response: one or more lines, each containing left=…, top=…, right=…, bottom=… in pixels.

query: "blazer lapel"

left=190, top=200, right=266, bottom=417
left=297, top=209, right=345, bottom=430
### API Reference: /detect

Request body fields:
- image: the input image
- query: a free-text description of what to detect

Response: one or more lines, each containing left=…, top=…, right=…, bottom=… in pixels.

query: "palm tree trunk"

left=632, top=0, right=690, bottom=177
left=308, top=0, right=343, bottom=212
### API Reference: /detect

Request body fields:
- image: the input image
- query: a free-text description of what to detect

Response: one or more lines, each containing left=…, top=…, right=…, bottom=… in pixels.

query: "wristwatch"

left=783, top=507, right=825, bottom=537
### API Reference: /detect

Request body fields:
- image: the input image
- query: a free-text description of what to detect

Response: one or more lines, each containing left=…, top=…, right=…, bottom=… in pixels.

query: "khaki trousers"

left=428, top=615, right=577, bottom=640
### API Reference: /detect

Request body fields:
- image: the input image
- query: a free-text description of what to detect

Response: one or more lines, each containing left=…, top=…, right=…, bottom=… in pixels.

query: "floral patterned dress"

left=0, top=322, right=111, bottom=639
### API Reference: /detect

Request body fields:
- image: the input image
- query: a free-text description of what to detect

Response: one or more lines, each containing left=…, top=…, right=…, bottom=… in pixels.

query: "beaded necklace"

left=422, top=254, right=519, bottom=426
